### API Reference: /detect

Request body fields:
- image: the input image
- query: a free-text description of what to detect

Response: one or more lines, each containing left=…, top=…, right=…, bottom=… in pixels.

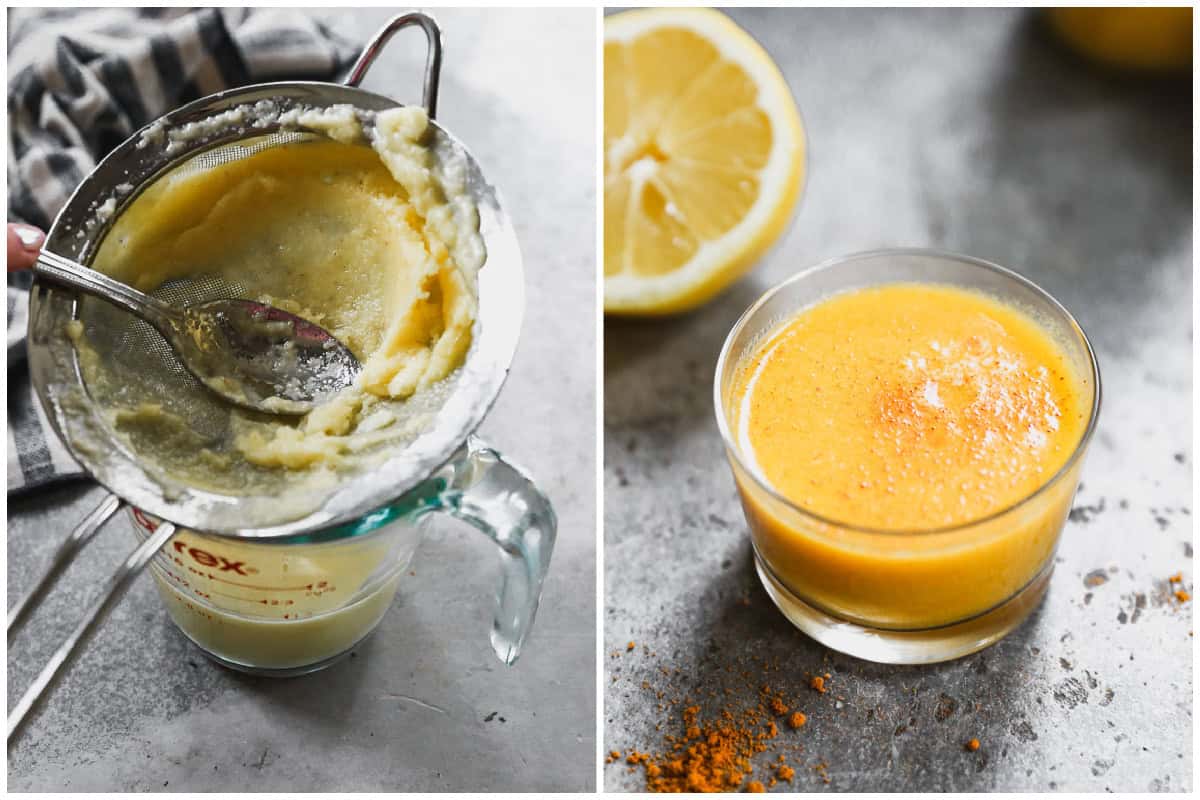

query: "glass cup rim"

left=127, top=471, right=448, bottom=547
left=712, top=246, right=1103, bottom=537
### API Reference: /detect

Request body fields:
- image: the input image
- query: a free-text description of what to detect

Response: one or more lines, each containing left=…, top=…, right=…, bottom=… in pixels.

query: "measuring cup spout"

left=432, top=435, right=557, bottom=665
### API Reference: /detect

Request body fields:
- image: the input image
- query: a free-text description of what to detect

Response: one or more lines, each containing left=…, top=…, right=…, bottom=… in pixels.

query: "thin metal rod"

left=7, top=520, right=176, bottom=742
left=344, top=11, right=443, bottom=119
left=7, top=493, right=122, bottom=635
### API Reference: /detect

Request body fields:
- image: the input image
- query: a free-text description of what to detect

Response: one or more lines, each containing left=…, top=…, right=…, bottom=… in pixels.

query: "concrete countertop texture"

left=605, top=7, right=1191, bottom=793
left=7, top=8, right=596, bottom=792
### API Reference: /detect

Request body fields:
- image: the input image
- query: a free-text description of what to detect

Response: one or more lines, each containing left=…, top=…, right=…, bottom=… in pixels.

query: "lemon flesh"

left=604, top=8, right=805, bottom=315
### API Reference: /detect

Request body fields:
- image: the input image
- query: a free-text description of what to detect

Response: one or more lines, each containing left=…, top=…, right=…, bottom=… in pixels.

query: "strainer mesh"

left=75, top=131, right=386, bottom=489
left=172, top=131, right=317, bottom=176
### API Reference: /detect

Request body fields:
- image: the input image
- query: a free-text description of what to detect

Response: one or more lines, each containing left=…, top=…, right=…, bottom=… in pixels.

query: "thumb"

left=8, top=223, right=45, bottom=271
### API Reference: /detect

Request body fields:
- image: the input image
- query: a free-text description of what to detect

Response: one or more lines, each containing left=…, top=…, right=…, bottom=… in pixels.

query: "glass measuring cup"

left=128, top=436, right=554, bottom=675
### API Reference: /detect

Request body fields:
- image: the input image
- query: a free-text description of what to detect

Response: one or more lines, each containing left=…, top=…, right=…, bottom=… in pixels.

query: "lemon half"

left=604, top=8, right=805, bottom=315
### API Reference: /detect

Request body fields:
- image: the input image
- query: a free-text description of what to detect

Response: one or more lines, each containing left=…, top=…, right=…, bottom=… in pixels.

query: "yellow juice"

left=729, top=284, right=1091, bottom=628
left=133, top=511, right=417, bottom=670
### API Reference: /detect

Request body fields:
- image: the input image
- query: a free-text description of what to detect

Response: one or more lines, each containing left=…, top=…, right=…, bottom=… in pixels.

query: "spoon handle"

left=34, top=250, right=181, bottom=329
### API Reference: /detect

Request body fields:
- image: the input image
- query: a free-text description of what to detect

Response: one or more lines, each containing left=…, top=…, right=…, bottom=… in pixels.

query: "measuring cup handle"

left=436, top=435, right=556, bottom=666
left=344, top=11, right=443, bottom=120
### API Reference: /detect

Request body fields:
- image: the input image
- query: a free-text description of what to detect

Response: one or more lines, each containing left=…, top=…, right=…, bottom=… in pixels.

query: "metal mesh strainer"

left=11, top=12, right=530, bottom=738
left=67, top=123, right=463, bottom=500
left=28, top=14, right=523, bottom=537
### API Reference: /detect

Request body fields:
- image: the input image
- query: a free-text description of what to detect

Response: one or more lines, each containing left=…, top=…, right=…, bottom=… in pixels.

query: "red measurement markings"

left=171, top=540, right=257, bottom=576
left=180, top=598, right=216, bottom=621
left=133, top=508, right=158, bottom=531
left=161, top=567, right=190, bottom=587
left=200, top=587, right=300, bottom=605
left=179, top=563, right=329, bottom=592
left=144, top=521, right=342, bottom=600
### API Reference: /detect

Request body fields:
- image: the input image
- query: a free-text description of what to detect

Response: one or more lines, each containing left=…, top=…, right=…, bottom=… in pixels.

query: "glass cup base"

left=754, top=552, right=1053, bottom=665
left=179, top=628, right=379, bottom=678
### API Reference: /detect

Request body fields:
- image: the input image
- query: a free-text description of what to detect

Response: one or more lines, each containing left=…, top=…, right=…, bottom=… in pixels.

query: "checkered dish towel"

left=7, top=7, right=358, bottom=494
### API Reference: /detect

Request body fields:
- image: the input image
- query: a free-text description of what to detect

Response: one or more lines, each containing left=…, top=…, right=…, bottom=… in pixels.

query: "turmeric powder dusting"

left=809, top=676, right=826, bottom=693
left=966, top=738, right=981, bottom=752
left=788, top=712, right=807, bottom=729
left=746, top=781, right=766, bottom=793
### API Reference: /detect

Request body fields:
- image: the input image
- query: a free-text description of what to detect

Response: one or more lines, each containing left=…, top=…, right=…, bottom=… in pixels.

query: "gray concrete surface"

left=8, top=8, right=596, bottom=792
left=605, top=8, right=1192, bottom=793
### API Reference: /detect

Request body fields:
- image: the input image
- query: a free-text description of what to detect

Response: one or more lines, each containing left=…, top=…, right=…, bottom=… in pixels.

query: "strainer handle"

left=435, top=435, right=556, bottom=666
left=7, top=492, right=123, bottom=635
left=34, top=250, right=181, bottom=325
left=8, top=515, right=176, bottom=741
left=344, top=11, right=443, bottom=120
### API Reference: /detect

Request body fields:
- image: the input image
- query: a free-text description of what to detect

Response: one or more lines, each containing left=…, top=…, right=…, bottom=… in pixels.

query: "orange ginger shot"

left=729, top=284, right=1091, bottom=629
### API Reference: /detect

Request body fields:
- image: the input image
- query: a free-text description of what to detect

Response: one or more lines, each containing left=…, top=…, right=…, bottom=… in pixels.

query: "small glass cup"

left=714, top=249, right=1101, bottom=664
left=130, top=436, right=554, bottom=676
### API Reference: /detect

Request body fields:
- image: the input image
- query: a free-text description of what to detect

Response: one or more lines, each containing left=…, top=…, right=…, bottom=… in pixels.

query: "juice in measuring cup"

left=132, top=509, right=423, bottom=673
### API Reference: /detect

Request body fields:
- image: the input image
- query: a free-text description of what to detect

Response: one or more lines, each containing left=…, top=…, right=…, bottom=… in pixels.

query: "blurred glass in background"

left=1047, top=7, right=1191, bottom=72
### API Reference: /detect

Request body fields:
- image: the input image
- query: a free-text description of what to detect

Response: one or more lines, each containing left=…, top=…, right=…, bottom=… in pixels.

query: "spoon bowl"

left=35, top=250, right=360, bottom=415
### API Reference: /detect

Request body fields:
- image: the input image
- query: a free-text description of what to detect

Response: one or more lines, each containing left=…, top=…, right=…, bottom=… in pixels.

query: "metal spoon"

left=34, top=250, right=360, bottom=415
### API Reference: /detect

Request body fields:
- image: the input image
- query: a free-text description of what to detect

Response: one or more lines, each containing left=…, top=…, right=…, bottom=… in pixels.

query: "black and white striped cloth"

left=7, top=7, right=358, bottom=494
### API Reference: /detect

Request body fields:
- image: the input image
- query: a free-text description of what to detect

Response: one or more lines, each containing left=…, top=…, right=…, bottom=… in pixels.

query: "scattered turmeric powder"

left=809, top=676, right=826, bottom=693
left=966, top=738, right=981, bottom=752
left=788, top=712, right=807, bottom=729
left=746, top=781, right=766, bottom=793
left=662, top=704, right=762, bottom=791
left=1175, top=589, right=1190, bottom=603
left=769, top=697, right=789, bottom=715
left=777, top=764, right=795, bottom=782
left=627, top=641, right=637, bottom=651
left=1169, top=572, right=1183, bottom=583
left=616, top=678, right=809, bottom=791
